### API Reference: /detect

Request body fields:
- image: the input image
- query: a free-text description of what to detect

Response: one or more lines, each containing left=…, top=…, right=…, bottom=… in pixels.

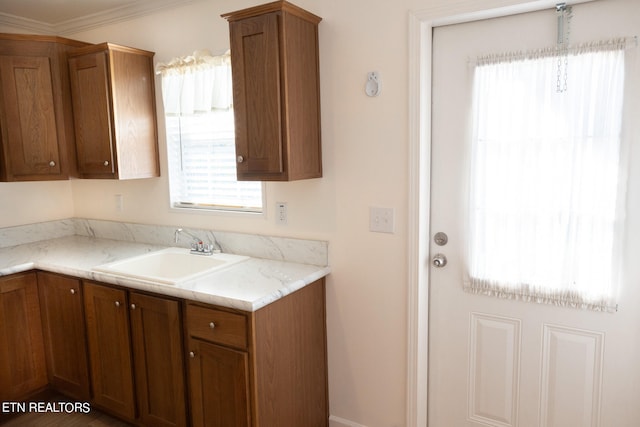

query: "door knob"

left=432, top=253, right=447, bottom=268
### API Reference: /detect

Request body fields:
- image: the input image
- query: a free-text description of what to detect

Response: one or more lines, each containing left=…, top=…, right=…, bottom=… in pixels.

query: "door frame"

left=406, top=1, right=599, bottom=425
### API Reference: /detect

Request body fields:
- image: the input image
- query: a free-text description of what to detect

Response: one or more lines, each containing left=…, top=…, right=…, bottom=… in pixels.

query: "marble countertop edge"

left=0, top=236, right=331, bottom=312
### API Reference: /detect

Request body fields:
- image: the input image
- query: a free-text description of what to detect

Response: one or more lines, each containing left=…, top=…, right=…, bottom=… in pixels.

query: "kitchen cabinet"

left=130, top=291, right=188, bottom=427
left=83, top=281, right=136, bottom=420
left=84, top=281, right=187, bottom=426
left=0, top=265, right=327, bottom=426
left=186, top=278, right=328, bottom=426
left=68, top=43, right=159, bottom=179
left=186, top=305, right=251, bottom=427
left=37, top=271, right=90, bottom=401
left=0, top=272, right=47, bottom=401
left=0, top=34, right=86, bottom=181
left=223, top=1, right=322, bottom=181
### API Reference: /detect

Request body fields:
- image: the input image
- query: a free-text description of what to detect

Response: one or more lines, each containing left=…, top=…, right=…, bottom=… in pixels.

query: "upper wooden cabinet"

left=68, top=43, right=160, bottom=179
left=222, top=1, right=322, bottom=181
left=0, top=34, right=86, bottom=181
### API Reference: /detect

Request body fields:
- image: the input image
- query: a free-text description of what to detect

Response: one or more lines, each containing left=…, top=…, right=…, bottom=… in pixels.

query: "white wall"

left=0, top=0, right=562, bottom=425
left=65, top=2, right=409, bottom=425
left=0, top=181, right=74, bottom=225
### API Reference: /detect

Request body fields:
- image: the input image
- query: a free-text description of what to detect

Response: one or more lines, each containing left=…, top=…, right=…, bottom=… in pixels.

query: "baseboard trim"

left=329, top=415, right=369, bottom=427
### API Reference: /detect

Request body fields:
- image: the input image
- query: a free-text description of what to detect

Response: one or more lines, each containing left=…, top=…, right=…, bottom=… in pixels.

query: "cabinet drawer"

left=186, top=304, right=248, bottom=349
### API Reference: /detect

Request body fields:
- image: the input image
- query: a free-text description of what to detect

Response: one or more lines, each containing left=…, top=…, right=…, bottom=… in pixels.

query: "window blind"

left=166, top=111, right=262, bottom=212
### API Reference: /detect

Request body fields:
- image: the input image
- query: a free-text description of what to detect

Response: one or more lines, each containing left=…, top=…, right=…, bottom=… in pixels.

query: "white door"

left=429, top=1, right=640, bottom=426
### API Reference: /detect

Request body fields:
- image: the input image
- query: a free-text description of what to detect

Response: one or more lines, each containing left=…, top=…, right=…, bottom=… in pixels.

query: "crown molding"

left=0, top=0, right=201, bottom=35
left=0, top=12, right=55, bottom=34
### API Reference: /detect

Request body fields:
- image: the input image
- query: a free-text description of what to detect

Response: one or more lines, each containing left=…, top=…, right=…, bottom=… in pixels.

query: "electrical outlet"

left=115, top=194, right=123, bottom=212
left=369, top=207, right=395, bottom=233
left=276, top=202, right=287, bottom=225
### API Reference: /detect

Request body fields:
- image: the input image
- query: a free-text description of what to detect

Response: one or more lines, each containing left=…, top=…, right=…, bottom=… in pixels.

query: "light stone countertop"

left=0, top=235, right=331, bottom=312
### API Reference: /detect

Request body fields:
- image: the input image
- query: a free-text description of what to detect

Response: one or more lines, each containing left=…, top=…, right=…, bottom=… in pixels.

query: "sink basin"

left=93, top=247, right=249, bottom=285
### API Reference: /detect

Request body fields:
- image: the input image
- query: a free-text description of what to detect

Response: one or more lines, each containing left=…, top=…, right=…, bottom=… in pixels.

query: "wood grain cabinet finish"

left=37, top=272, right=90, bottom=401
left=188, top=338, right=251, bottom=427
left=84, top=281, right=188, bottom=426
left=83, top=281, right=136, bottom=421
left=223, top=1, right=322, bottom=181
left=0, top=272, right=47, bottom=401
left=0, top=34, right=86, bottom=181
left=68, top=43, right=160, bottom=179
left=186, top=278, right=328, bottom=427
left=186, top=305, right=251, bottom=427
left=129, top=291, right=188, bottom=427
left=0, top=270, right=327, bottom=427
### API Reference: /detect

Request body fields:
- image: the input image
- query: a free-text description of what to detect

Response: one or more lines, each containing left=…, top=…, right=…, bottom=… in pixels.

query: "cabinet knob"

left=189, top=351, right=195, bottom=359
left=49, top=160, right=56, bottom=167
left=236, top=155, right=244, bottom=163
left=115, top=301, right=120, bottom=307
left=70, top=289, right=76, bottom=295
left=209, top=322, right=216, bottom=329
left=103, top=160, right=110, bottom=166
left=131, top=304, right=136, bottom=310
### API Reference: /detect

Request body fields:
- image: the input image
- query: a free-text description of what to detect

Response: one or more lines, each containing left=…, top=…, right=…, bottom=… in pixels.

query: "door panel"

left=0, top=272, right=47, bottom=400
left=429, top=1, right=640, bottom=426
left=68, top=52, right=114, bottom=175
left=188, top=339, right=250, bottom=427
left=37, top=272, right=90, bottom=400
left=0, top=56, right=60, bottom=178
left=83, top=282, right=136, bottom=420
left=130, top=291, right=187, bottom=427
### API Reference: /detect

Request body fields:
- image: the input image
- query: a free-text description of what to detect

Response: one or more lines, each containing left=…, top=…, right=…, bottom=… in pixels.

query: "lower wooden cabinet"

left=83, top=281, right=136, bottom=420
left=186, top=278, right=328, bottom=427
left=37, top=272, right=90, bottom=400
left=188, top=339, right=250, bottom=427
left=130, top=291, right=188, bottom=427
left=251, top=279, right=329, bottom=426
left=0, top=272, right=47, bottom=401
left=83, top=281, right=188, bottom=426
left=1, top=271, right=327, bottom=427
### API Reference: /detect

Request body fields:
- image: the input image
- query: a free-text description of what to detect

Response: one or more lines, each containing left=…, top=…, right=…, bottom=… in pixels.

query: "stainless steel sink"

left=93, top=247, right=249, bottom=285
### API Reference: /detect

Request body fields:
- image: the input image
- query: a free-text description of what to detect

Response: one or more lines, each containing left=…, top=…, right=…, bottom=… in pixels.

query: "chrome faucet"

left=174, top=228, right=216, bottom=255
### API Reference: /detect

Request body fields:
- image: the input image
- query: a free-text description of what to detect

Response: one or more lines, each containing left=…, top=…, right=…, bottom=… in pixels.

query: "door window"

left=466, top=41, right=630, bottom=311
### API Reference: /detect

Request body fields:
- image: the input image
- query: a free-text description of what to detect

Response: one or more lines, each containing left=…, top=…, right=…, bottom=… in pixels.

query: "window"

left=158, top=50, right=262, bottom=213
left=466, top=40, right=630, bottom=311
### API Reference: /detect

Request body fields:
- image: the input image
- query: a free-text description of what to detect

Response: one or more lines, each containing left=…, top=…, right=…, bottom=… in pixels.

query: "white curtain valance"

left=156, top=50, right=232, bottom=115
left=473, top=37, right=636, bottom=66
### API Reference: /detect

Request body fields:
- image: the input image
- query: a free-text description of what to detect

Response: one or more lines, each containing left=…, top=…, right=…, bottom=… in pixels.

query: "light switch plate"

left=369, top=207, right=395, bottom=233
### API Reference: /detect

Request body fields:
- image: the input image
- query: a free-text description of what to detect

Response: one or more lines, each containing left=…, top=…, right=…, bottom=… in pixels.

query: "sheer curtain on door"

left=465, top=39, right=632, bottom=312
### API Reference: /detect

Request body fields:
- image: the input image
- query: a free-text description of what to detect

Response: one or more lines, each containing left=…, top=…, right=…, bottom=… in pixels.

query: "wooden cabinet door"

left=83, top=281, right=136, bottom=420
left=0, top=272, right=47, bottom=400
left=108, top=49, right=159, bottom=179
left=0, top=55, right=62, bottom=179
left=130, top=292, right=187, bottom=427
left=68, top=43, right=159, bottom=180
left=188, top=338, right=250, bottom=427
left=229, top=12, right=284, bottom=178
left=37, top=272, right=90, bottom=400
left=224, top=3, right=323, bottom=181
left=68, top=51, right=115, bottom=177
